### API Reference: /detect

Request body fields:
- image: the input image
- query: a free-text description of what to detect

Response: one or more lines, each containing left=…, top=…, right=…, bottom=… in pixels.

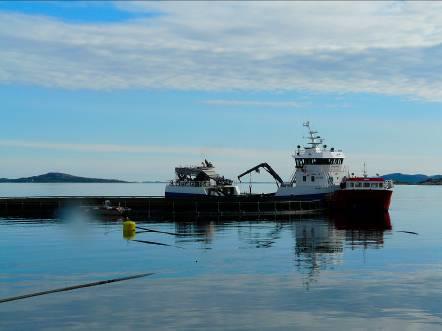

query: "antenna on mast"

left=303, top=121, right=323, bottom=148
left=363, top=162, right=368, bottom=178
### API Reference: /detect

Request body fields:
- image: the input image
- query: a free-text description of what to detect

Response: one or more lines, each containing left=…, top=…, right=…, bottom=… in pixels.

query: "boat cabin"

left=341, top=177, right=393, bottom=190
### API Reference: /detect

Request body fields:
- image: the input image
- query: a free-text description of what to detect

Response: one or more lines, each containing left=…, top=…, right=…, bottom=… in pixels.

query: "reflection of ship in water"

left=236, top=222, right=284, bottom=248
left=173, top=220, right=284, bottom=248
left=146, top=212, right=391, bottom=286
left=293, top=212, right=392, bottom=287
left=163, top=212, right=391, bottom=252
left=333, top=212, right=392, bottom=249
left=293, top=219, right=345, bottom=286
left=174, top=221, right=216, bottom=246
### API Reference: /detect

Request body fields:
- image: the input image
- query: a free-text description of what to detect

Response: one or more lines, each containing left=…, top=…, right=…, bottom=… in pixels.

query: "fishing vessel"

left=276, top=122, right=347, bottom=199
left=165, top=159, right=240, bottom=197
left=238, top=122, right=393, bottom=211
left=238, top=122, right=346, bottom=200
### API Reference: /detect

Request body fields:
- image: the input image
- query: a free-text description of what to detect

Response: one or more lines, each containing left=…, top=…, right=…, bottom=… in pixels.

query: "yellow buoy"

left=123, top=218, right=136, bottom=240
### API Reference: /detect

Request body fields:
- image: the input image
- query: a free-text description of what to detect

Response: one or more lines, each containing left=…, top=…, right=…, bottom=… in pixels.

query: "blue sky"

left=1, top=1, right=442, bottom=181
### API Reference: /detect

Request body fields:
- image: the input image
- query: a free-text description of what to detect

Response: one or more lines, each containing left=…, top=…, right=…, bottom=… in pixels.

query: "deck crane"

left=237, top=163, right=284, bottom=187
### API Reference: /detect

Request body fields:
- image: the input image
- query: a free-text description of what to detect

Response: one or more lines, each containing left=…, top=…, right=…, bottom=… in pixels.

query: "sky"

left=1, top=1, right=442, bottom=181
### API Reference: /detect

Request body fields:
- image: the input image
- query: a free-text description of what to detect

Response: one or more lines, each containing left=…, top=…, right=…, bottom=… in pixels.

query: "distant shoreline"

left=2, top=172, right=442, bottom=185
left=0, top=172, right=129, bottom=184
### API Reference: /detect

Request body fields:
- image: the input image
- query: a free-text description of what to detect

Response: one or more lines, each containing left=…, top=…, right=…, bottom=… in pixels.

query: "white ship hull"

left=165, top=185, right=208, bottom=197
left=275, top=185, right=338, bottom=199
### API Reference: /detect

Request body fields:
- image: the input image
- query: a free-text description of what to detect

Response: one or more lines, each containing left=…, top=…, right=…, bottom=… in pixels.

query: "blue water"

left=1, top=185, right=442, bottom=330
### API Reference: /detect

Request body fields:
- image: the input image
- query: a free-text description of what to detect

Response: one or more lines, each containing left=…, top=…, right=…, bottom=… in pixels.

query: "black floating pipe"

left=132, top=239, right=184, bottom=249
left=135, top=226, right=181, bottom=236
left=0, top=272, right=154, bottom=304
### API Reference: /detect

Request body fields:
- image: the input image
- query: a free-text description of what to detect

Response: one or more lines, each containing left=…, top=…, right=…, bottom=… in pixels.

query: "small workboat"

left=82, top=200, right=131, bottom=217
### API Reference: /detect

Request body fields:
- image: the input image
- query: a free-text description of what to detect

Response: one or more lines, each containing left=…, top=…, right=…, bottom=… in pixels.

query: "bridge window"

left=303, top=176, right=306, bottom=182
left=295, top=159, right=305, bottom=168
left=364, top=183, right=370, bottom=188
left=296, top=158, right=344, bottom=166
left=311, top=176, right=315, bottom=182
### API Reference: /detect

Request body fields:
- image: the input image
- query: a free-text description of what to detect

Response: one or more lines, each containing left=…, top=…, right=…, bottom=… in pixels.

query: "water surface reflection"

left=3, top=208, right=442, bottom=330
left=159, top=213, right=393, bottom=287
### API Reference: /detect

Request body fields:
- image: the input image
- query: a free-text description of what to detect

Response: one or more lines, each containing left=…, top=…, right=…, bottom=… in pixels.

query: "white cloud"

left=1, top=2, right=442, bottom=99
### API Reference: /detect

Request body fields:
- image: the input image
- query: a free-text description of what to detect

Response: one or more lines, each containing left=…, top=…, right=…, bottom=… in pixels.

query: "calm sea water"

left=1, top=184, right=442, bottom=330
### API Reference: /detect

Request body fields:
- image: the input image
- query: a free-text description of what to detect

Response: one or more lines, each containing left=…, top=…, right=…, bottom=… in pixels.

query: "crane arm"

left=237, top=163, right=284, bottom=186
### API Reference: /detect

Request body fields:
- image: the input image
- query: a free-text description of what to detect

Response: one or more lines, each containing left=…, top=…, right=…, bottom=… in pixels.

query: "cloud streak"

left=0, top=139, right=287, bottom=159
left=1, top=2, right=442, bottom=100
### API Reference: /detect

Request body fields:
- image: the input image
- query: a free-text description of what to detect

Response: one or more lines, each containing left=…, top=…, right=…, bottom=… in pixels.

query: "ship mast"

left=303, top=121, right=323, bottom=148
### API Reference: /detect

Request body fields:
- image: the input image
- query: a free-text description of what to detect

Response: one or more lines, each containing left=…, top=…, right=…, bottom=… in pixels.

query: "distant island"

left=0, top=172, right=129, bottom=183
left=382, top=173, right=442, bottom=185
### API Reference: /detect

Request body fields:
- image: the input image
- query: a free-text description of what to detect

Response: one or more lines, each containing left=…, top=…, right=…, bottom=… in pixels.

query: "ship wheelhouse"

left=291, top=122, right=346, bottom=188
left=295, top=157, right=344, bottom=168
